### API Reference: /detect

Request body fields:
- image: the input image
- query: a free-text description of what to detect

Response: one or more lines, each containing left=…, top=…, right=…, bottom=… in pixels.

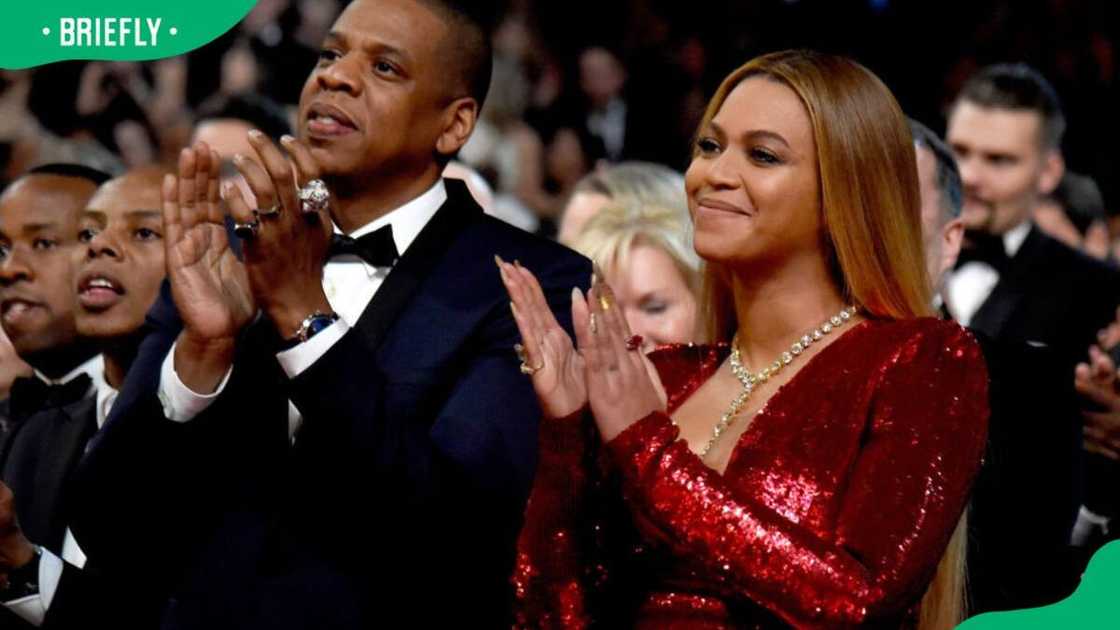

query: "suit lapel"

left=22, top=396, right=98, bottom=550
left=351, top=180, right=480, bottom=351
left=970, top=227, right=1044, bottom=341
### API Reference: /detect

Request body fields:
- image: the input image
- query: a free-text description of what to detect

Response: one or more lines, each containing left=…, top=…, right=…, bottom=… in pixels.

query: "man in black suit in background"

left=913, top=120, right=1081, bottom=613
left=71, top=1, right=590, bottom=628
left=944, top=63, right=1120, bottom=371
left=945, top=65, right=1120, bottom=580
left=0, top=165, right=107, bottom=626
left=0, top=168, right=168, bottom=628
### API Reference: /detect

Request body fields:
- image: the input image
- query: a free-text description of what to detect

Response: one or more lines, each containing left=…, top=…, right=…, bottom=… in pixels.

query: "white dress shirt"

left=159, top=179, right=448, bottom=439
left=4, top=356, right=108, bottom=626
left=944, top=220, right=1032, bottom=327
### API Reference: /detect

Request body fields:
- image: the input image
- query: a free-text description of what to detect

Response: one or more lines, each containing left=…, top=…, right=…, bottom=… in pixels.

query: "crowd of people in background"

left=0, top=0, right=1117, bottom=627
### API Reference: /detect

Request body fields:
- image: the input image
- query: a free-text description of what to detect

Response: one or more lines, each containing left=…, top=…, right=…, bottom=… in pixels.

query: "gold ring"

left=520, top=361, right=544, bottom=375
left=589, top=312, right=598, bottom=334
left=257, top=204, right=282, bottom=219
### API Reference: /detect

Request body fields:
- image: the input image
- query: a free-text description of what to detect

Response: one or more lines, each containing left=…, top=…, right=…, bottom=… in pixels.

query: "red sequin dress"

left=512, top=318, right=989, bottom=629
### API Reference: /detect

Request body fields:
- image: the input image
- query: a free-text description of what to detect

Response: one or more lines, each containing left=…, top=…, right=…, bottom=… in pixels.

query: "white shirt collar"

left=93, top=368, right=119, bottom=429
left=1003, top=220, right=1032, bottom=258
left=336, top=179, right=447, bottom=258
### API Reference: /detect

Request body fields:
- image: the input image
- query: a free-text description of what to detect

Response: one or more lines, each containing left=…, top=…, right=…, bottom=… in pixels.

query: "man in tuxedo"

left=945, top=66, right=1120, bottom=574
left=913, top=120, right=1081, bottom=613
left=944, top=63, right=1120, bottom=368
left=71, top=1, right=590, bottom=628
left=0, top=164, right=109, bottom=625
left=0, top=167, right=167, bottom=628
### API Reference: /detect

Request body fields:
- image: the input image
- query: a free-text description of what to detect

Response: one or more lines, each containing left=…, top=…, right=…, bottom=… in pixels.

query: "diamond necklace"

left=699, top=305, right=858, bottom=458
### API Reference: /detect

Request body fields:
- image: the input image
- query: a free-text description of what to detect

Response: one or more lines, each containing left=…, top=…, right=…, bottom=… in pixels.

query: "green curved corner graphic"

left=0, top=0, right=258, bottom=69
left=959, top=541, right=1120, bottom=629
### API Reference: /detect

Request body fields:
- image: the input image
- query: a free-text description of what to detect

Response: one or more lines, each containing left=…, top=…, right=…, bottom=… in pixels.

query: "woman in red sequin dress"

left=497, top=50, right=989, bottom=629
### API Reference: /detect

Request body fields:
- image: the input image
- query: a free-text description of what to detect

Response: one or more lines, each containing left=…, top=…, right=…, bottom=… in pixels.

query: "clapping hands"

left=497, top=258, right=665, bottom=442
left=1075, top=308, right=1120, bottom=460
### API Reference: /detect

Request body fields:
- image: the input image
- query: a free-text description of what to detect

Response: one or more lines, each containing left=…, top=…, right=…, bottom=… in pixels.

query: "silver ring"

left=257, top=204, right=282, bottom=219
left=299, top=179, right=330, bottom=214
left=233, top=220, right=260, bottom=239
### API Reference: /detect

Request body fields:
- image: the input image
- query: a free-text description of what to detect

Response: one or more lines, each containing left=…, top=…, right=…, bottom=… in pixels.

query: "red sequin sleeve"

left=605, top=323, right=989, bottom=628
left=512, top=410, right=596, bottom=629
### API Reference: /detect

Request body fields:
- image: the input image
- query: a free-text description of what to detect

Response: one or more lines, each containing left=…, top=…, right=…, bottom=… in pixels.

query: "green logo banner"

left=959, top=541, right=1120, bottom=628
left=0, top=0, right=259, bottom=69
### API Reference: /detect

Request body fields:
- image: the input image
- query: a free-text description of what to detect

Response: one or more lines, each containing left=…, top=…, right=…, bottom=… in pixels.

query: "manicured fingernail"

left=514, top=259, right=522, bottom=268
left=510, top=301, right=519, bottom=317
left=233, top=154, right=245, bottom=165
left=495, top=254, right=505, bottom=267
left=571, top=287, right=581, bottom=303
left=248, top=129, right=263, bottom=139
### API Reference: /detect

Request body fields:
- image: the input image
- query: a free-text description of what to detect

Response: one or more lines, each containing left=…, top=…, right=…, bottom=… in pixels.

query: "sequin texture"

left=512, top=318, right=989, bottom=628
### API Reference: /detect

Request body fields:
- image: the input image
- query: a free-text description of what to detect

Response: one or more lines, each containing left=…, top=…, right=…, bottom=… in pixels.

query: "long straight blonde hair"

left=694, top=50, right=965, bottom=627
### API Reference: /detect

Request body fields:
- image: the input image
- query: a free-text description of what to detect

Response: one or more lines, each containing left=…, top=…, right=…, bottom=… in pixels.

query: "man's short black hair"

left=910, top=119, right=963, bottom=221
left=24, top=163, right=112, bottom=187
left=955, top=63, right=1065, bottom=151
left=421, top=0, right=495, bottom=111
left=195, top=93, right=292, bottom=141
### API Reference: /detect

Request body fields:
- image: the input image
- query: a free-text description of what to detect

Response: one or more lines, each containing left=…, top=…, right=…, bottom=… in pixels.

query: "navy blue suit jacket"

left=69, top=180, right=591, bottom=629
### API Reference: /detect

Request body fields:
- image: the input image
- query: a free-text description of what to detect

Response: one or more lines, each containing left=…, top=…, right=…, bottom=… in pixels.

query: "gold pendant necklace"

left=699, top=306, right=857, bottom=458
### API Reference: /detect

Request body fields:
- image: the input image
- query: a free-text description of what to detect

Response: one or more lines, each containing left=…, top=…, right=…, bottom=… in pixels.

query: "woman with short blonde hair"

left=569, top=166, right=702, bottom=352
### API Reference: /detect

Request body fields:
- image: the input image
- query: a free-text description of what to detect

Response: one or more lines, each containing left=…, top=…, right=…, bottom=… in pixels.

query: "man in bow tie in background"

left=945, top=63, right=1120, bottom=590
left=0, top=167, right=168, bottom=629
left=944, top=63, right=1120, bottom=366
left=70, top=1, right=590, bottom=628
left=0, top=163, right=105, bottom=627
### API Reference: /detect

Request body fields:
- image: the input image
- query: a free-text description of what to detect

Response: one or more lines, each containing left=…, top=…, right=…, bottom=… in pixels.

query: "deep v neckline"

left=669, top=320, right=872, bottom=476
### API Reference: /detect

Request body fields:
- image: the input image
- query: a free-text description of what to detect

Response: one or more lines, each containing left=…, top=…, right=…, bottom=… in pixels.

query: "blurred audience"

left=1034, top=171, right=1111, bottom=261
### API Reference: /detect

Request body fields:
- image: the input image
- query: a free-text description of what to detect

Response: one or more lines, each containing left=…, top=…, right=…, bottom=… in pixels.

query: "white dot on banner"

left=170, top=27, right=178, bottom=36
left=42, top=27, right=50, bottom=36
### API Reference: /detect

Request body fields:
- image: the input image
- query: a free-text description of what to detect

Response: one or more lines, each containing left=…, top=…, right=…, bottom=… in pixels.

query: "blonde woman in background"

left=567, top=164, right=702, bottom=353
left=558, top=161, right=689, bottom=246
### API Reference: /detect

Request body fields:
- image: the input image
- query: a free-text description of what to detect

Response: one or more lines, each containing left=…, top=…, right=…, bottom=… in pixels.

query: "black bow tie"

left=328, top=226, right=399, bottom=268
left=957, top=232, right=1011, bottom=273
left=9, top=373, right=93, bottom=422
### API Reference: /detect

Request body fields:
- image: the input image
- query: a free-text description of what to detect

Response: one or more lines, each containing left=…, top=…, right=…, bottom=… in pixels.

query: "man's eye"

left=32, top=238, right=58, bottom=250
left=135, top=228, right=161, bottom=241
left=318, top=49, right=341, bottom=64
left=373, top=60, right=398, bottom=76
left=78, top=228, right=97, bottom=243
